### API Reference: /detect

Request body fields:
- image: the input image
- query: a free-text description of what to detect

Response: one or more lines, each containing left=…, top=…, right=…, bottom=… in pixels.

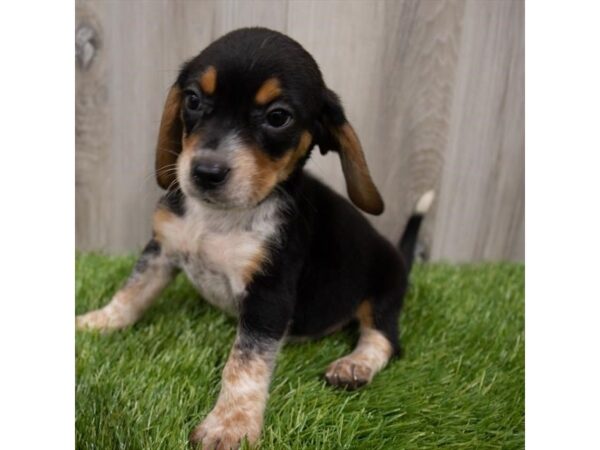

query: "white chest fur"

left=155, top=197, right=282, bottom=316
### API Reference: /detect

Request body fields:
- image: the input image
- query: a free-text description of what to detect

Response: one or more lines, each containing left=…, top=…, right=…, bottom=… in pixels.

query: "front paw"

left=76, top=307, right=131, bottom=331
left=325, top=356, right=374, bottom=390
left=76, top=309, right=111, bottom=331
left=189, top=409, right=261, bottom=450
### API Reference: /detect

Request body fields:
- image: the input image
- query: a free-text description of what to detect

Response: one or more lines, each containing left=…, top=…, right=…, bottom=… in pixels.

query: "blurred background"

left=76, top=0, right=523, bottom=262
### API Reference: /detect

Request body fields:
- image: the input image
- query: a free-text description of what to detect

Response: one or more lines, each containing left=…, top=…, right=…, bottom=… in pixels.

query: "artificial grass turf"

left=75, top=253, right=524, bottom=450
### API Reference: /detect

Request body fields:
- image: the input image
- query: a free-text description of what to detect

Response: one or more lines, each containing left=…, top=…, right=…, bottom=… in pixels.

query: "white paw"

left=75, top=307, right=132, bottom=331
left=325, top=356, right=374, bottom=390
left=189, top=408, right=261, bottom=450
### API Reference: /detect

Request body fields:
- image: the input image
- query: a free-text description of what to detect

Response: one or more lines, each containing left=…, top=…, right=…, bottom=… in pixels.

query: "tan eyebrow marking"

left=254, top=78, right=282, bottom=105
left=199, top=66, right=217, bottom=95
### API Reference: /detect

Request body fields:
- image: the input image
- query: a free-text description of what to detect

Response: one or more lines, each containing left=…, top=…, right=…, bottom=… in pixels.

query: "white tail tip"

left=415, top=190, right=435, bottom=215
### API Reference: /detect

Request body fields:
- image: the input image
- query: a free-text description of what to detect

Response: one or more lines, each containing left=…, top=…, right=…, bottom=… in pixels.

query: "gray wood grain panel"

left=75, top=0, right=524, bottom=261
left=431, top=0, right=524, bottom=261
left=76, top=1, right=112, bottom=251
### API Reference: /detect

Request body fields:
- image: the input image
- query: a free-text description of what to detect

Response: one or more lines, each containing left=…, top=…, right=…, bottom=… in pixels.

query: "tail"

left=398, top=190, right=435, bottom=273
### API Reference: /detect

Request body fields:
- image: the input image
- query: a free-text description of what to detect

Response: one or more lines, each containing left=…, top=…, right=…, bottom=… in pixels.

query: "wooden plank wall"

left=75, top=0, right=524, bottom=262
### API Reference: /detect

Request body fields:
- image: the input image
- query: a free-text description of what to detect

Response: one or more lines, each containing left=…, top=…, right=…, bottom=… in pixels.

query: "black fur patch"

left=134, top=239, right=161, bottom=273
left=159, top=188, right=186, bottom=217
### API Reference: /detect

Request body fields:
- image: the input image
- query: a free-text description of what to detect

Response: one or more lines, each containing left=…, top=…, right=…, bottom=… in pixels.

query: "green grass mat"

left=76, top=254, right=524, bottom=449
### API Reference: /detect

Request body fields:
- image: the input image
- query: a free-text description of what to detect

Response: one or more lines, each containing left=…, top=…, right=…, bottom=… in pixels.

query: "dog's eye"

left=266, top=109, right=292, bottom=128
left=186, top=94, right=201, bottom=111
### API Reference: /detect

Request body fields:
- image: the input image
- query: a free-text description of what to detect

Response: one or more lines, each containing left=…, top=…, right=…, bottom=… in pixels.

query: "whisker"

left=164, top=180, right=182, bottom=200
left=140, top=164, right=178, bottom=185
left=159, top=148, right=181, bottom=157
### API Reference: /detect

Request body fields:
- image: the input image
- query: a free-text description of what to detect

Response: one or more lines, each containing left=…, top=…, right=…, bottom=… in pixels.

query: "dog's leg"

left=76, top=239, right=175, bottom=331
left=189, top=265, right=295, bottom=450
left=189, top=331, right=280, bottom=449
left=325, top=300, right=396, bottom=390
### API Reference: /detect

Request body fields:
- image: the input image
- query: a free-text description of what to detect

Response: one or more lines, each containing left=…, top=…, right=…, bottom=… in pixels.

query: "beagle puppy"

left=77, top=27, right=434, bottom=449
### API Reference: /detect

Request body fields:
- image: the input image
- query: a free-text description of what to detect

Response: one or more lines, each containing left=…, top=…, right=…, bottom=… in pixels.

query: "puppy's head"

left=155, top=27, right=383, bottom=214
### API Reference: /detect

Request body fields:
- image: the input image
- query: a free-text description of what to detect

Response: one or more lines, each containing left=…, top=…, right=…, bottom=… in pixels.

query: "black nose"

left=191, top=160, right=231, bottom=190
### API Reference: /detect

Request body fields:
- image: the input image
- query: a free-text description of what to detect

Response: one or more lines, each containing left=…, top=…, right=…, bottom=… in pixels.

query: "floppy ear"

left=155, top=85, right=183, bottom=189
left=317, top=89, right=384, bottom=215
